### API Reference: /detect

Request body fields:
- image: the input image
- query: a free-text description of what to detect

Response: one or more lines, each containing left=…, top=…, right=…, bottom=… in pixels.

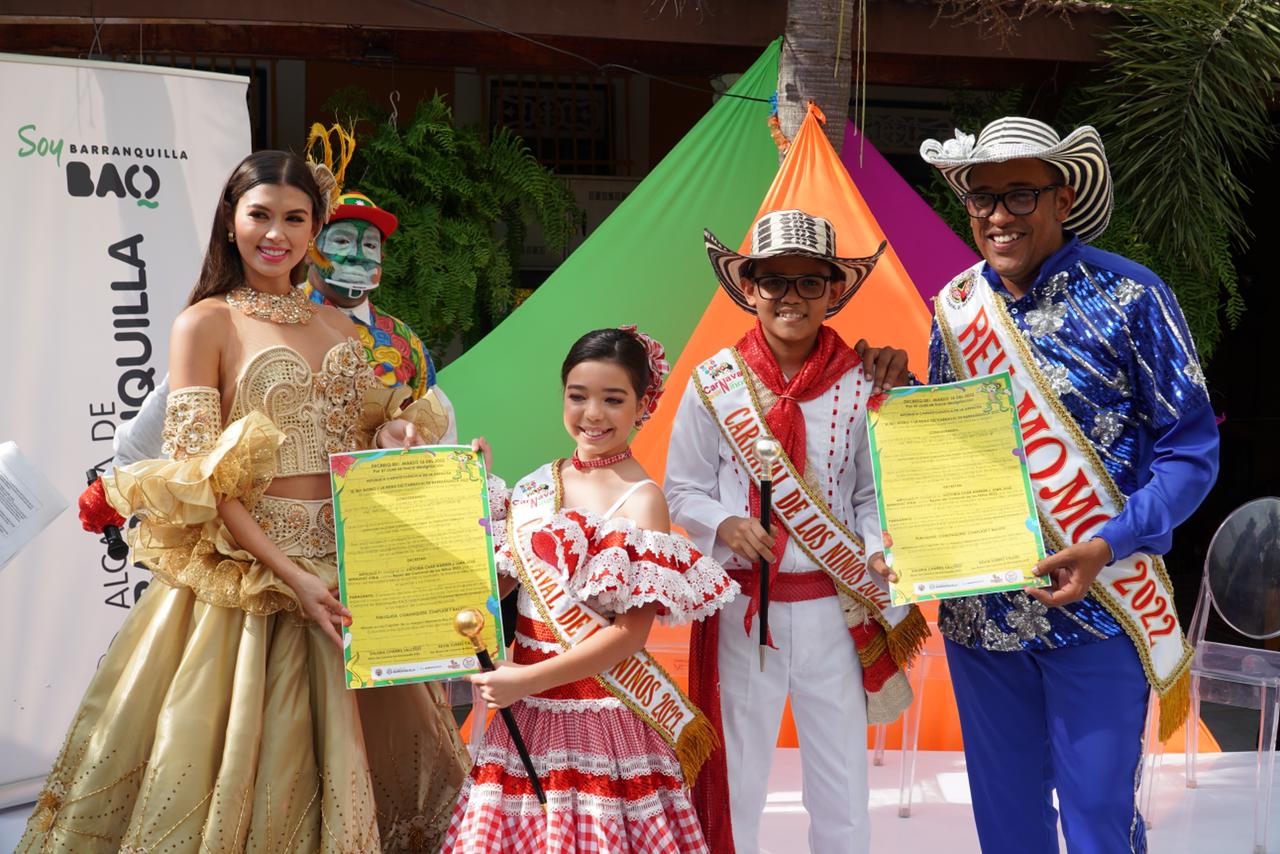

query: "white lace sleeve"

left=531, top=512, right=738, bottom=624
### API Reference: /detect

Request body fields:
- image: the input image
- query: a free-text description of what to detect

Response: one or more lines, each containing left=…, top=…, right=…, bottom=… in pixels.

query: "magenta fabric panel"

left=840, top=123, right=978, bottom=301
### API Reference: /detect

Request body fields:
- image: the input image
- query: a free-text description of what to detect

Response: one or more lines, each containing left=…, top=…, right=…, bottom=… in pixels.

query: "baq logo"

left=17, top=122, right=188, bottom=209
left=66, top=160, right=161, bottom=208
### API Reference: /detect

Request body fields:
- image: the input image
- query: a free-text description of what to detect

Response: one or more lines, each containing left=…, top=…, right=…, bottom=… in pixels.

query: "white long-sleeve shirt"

left=112, top=375, right=169, bottom=470
left=664, top=365, right=885, bottom=575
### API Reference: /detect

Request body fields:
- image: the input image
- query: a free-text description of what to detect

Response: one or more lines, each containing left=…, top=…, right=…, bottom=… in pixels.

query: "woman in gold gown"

left=20, top=151, right=468, bottom=853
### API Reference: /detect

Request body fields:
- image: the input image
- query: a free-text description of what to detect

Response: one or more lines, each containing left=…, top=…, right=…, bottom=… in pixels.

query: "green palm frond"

left=1083, top=0, right=1279, bottom=359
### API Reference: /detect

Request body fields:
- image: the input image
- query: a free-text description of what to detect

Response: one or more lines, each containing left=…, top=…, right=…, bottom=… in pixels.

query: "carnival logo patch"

left=698, top=360, right=745, bottom=399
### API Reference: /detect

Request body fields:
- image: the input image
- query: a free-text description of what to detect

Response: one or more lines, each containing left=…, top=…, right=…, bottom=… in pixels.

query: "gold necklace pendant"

left=225, top=285, right=319, bottom=325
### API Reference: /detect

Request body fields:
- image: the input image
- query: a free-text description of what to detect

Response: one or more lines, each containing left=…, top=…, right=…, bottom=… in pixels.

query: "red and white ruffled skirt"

left=441, top=692, right=708, bottom=853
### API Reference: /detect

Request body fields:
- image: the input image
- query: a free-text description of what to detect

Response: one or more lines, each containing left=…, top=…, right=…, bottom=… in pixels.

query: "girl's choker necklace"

left=571, top=447, right=632, bottom=471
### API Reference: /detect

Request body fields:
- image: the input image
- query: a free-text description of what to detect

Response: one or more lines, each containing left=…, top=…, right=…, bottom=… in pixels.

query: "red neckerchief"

left=734, top=320, right=860, bottom=635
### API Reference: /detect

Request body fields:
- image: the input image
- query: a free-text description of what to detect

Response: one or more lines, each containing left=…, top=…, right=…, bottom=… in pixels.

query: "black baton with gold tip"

left=454, top=608, right=548, bottom=810
left=752, top=438, right=782, bottom=671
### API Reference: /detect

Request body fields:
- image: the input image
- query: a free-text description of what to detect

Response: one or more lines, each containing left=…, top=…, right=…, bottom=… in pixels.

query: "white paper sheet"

left=0, top=441, right=69, bottom=569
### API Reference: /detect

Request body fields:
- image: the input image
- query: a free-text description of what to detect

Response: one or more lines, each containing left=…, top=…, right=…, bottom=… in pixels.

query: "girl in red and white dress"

left=442, top=327, right=738, bottom=853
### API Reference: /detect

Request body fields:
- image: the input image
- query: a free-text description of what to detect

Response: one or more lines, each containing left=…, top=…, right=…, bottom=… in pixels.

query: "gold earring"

left=227, top=230, right=235, bottom=243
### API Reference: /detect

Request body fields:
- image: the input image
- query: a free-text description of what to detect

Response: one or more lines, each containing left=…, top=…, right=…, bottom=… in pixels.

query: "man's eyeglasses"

left=962, top=184, right=1060, bottom=219
left=748, top=274, right=832, bottom=301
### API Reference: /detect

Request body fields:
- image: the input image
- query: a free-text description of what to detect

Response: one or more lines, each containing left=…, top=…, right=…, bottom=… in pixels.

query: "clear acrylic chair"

left=1179, top=497, right=1280, bottom=853
left=871, top=623, right=945, bottom=817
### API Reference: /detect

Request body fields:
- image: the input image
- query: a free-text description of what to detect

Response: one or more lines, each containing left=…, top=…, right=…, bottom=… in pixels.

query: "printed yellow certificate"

left=866, top=373, right=1047, bottom=604
left=330, top=446, right=504, bottom=688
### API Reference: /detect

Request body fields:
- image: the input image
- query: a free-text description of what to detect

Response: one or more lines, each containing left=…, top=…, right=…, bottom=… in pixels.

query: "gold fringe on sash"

left=887, top=605, right=931, bottom=669
left=674, top=708, right=721, bottom=789
left=1158, top=667, right=1192, bottom=743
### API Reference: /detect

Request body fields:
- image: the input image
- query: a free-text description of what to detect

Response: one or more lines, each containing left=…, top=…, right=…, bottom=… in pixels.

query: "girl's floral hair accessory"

left=619, top=324, right=670, bottom=423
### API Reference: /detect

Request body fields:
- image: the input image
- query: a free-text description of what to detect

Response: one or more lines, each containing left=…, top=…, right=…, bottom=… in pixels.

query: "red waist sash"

left=726, top=568, right=836, bottom=603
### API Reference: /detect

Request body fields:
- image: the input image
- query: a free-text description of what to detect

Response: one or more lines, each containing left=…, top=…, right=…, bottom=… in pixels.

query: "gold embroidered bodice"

left=163, top=339, right=376, bottom=475
left=226, top=339, right=376, bottom=476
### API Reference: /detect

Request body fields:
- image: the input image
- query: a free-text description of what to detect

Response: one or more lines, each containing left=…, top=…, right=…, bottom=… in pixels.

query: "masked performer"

left=301, top=179, right=452, bottom=425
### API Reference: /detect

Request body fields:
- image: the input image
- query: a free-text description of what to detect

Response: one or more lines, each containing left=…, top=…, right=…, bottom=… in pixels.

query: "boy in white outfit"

left=666, top=209, right=926, bottom=854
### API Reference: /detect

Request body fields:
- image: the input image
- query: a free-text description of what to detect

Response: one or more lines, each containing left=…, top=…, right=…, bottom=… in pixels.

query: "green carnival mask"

left=315, top=219, right=383, bottom=300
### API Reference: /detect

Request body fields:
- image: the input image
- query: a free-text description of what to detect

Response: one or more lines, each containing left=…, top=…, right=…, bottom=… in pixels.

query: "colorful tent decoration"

left=444, top=41, right=1218, bottom=754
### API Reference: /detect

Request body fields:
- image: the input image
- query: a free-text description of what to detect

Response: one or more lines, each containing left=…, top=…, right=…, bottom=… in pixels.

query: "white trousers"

left=718, top=591, right=870, bottom=854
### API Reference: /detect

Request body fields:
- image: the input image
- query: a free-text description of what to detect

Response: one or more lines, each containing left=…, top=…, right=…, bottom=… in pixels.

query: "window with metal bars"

left=486, top=74, right=631, bottom=177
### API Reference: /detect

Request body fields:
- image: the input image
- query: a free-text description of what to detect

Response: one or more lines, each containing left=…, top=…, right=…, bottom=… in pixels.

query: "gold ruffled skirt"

left=19, top=491, right=469, bottom=853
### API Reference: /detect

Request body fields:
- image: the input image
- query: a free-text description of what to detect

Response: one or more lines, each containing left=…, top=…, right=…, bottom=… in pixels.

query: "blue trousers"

left=945, top=635, right=1150, bottom=854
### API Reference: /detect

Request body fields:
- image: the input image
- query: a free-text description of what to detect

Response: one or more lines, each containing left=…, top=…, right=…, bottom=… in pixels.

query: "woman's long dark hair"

left=187, top=150, right=324, bottom=306
left=561, top=328, right=652, bottom=399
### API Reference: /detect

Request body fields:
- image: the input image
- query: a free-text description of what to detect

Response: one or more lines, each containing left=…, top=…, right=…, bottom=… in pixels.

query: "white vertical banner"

left=0, top=54, right=250, bottom=805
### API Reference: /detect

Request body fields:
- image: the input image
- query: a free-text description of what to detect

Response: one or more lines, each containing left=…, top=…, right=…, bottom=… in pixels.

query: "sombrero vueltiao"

left=328, top=190, right=398, bottom=238
left=920, top=117, right=1113, bottom=243
left=704, top=209, right=887, bottom=318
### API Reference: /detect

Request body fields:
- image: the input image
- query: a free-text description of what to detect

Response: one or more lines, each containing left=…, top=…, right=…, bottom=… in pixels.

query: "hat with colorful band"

left=704, top=209, right=886, bottom=318
left=919, top=117, right=1112, bottom=244
left=329, top=191, right=398, bottom=238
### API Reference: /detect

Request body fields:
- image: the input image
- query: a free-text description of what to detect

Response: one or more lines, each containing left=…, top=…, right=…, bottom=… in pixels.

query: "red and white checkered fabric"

left=441, top=700, right=708, bottom=853
left=442, top=801, right=706, bottom=853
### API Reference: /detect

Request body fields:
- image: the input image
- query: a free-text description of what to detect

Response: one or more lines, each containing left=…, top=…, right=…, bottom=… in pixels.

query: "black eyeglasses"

left=749, top=274, right=832, bottom=301
left=962, top=184, right=1060, bottom=218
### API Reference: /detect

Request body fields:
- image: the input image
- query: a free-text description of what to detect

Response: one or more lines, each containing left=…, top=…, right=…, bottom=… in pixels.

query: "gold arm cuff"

left=163, top=386, right=222, bottom=459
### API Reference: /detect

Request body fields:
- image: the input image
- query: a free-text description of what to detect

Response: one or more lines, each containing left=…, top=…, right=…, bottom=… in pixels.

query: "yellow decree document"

left=330, top=446, right=504, bottom=689
left=865, top=372, right=1047, bottom=605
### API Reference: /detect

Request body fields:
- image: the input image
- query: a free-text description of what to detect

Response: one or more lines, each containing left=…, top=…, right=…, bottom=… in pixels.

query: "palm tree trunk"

left=777, top=0, right=856, bottom=160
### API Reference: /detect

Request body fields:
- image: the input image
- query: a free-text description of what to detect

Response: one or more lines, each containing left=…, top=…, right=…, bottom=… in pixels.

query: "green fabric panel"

left=440, top=39, right=781, bottom=481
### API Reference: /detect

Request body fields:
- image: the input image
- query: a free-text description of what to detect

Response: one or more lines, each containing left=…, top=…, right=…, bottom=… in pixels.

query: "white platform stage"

left=1, top=750, right=1273, bottom=852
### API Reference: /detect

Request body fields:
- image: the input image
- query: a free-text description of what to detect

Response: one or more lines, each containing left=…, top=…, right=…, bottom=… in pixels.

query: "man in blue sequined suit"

left=917, top=118, right=1219, bottom=852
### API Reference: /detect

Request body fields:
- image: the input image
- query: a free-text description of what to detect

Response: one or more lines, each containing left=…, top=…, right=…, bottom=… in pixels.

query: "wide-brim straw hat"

left=704, top=209, right=886, bottom=318
left=919, top=117, right=1112, bottom=243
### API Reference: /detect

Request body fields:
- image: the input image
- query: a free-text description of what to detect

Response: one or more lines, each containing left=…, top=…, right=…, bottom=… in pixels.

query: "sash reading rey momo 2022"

left=936, top=263, right=1193, bottom=739
left=692, top=349, right=916, bottom=637
left=506, top=463, right=717, bottom=787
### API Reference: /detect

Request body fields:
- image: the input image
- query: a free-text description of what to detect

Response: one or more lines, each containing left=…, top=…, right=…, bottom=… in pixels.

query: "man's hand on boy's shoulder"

left=853, top=339, right=913, bottom=393
left=716, top=516, right=776, bottom=563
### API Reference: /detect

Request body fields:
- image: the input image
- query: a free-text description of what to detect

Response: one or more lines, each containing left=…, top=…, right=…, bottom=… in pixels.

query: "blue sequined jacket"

left=928, top=236, right=1219, bottom=652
